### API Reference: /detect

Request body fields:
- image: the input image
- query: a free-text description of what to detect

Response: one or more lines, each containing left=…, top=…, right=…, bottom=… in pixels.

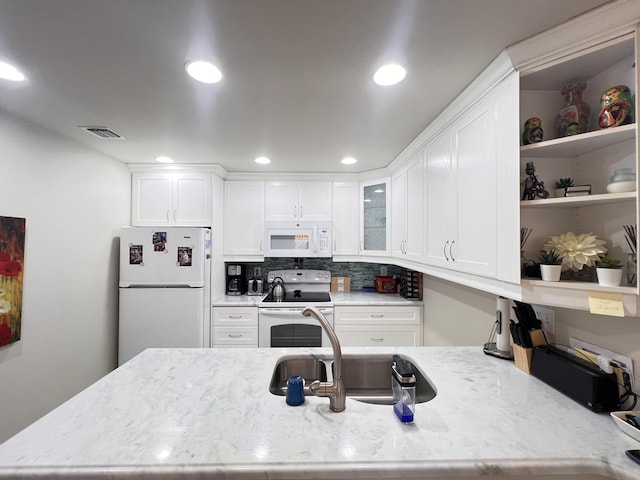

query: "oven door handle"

left=259, top=308, right=333, bottom=316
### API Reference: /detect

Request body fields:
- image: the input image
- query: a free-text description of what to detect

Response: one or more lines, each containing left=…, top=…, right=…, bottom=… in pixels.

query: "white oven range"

left=258, top=269, right=334, bottom=347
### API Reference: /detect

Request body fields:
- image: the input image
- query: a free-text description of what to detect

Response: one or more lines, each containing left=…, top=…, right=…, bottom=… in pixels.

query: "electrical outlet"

left=254, top=267, right=261, bottom=278
left=532, top=304, right=555, bottom=335
left=569, top=338, right=634, bottom=387
left=380, top=265, right=388, bottom=276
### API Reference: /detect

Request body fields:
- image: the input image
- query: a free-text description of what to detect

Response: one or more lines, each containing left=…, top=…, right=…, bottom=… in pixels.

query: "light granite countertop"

left=0, top=346, right=638, bottom=479
left=212, top=291, right=422, bottom=307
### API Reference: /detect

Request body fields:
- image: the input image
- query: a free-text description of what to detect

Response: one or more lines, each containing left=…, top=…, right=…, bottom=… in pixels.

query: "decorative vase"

left=556, top=82, right=590, bottom=137
left=540, top=264, right=562, bottom=282
left=522, top=117, right=543, bottom=145
left=598, top=84, right=634, bottom=129
left=596, top=268, right=623, bottom=287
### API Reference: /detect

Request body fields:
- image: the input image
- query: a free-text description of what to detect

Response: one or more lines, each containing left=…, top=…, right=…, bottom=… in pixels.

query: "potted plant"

left=543, top=232, right=607, bottom=282
left=555, top=177, right=574, bottom=197
left=538, top=249, right=562, bottom=281
left=596, top=256, right=623, bottom=286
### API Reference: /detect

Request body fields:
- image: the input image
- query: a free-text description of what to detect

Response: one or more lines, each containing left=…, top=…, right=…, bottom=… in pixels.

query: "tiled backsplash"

left=234, top=258, right=408, bottom=290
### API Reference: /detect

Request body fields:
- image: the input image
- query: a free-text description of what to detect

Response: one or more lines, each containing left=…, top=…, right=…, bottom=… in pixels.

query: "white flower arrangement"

left=543, top=232, right=607, bottom=271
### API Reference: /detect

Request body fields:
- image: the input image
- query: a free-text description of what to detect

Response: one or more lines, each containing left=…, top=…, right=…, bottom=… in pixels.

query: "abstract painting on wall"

left=0, top=216, right=25, bottom=346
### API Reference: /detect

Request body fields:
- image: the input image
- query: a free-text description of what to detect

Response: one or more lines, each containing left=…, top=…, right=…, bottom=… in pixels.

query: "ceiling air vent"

left=79, top=126, right=125, bottom=139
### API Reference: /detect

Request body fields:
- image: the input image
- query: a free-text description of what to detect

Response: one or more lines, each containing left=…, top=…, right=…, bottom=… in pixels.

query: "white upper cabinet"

left=332, top=181, right=360, bottom=256
left=424, top=131, right=455, bottom=266
left=424, top=94, right=498, bottom=277
left=264, top=181, right=332, bottom=221
left=132, top=172, right=211, bottom=227
left=223, top=181, right=265, bottom=259
left=423, top=67, right=519, bottom=284
left=360, top=178, right=390, bottom=256
left=392, top=152, right=425, bottom=262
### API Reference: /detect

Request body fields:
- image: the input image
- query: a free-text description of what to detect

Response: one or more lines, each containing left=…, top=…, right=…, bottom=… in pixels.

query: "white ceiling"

left=0, top=0, right=611, bottom=174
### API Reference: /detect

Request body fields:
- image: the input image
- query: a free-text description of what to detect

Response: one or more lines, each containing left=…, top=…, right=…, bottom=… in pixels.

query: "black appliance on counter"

left=226, top=264, right=246, bottom=296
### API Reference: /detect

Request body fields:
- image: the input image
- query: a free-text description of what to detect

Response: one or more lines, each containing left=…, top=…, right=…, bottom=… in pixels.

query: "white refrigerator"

left=118, top=226, right=211, bottom=366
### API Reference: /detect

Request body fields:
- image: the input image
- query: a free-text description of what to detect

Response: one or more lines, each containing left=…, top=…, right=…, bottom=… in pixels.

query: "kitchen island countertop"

left=0, top=346, right=638, bottom=479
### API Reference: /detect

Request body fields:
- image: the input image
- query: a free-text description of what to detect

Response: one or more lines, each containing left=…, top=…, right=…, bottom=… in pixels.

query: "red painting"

left=0, top=216, right=25, bottom=346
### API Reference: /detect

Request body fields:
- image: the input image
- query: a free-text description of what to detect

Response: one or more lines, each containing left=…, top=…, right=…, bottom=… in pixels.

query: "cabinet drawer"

left=213, top=307, right=258, bottom=326
left=212, top=326, right=258, bottom=347
left=334, top=306, right=421, bottom=325
left=334, top=325, right=421, bottom=347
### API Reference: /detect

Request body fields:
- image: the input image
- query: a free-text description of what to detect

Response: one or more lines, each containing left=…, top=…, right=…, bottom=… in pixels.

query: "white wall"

left=0, top=110, right=131, bottom=442
left=423, top=275, right=640, bottom=389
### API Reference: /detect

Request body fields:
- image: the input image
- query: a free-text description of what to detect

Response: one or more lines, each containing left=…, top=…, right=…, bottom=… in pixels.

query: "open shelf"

left=521, top=191, right=636, bottom=208
left=520, top=124, right=636, bottom=158
left=522, top=278, right=636, bottom=294
left=520, top=278, right=639, bottom=315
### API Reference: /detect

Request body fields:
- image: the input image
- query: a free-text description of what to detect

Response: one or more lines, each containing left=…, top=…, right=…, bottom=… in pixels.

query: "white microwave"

left=264, top=221, right=332, bottom=258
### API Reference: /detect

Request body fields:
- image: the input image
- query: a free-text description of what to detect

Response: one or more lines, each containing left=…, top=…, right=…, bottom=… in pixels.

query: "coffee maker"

left=226, top=264, right=246, bottom=295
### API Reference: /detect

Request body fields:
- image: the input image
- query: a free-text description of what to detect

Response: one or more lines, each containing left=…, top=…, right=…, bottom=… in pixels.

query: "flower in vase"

left=543, top=232, right=607, bottom=271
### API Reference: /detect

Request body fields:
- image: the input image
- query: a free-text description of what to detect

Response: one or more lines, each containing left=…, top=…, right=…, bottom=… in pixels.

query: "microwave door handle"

left=313, top=225, right=318, bottom=255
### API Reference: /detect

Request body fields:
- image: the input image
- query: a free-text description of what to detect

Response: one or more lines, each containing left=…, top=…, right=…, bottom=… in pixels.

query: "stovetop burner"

left=260, top=269, right=333, bottom=307
left=261, top=291, right=331, bottom=303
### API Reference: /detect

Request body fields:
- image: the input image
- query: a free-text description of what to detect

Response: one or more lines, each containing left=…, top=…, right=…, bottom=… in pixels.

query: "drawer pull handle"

left=370, top=314, right=384, bottom=318
left=371, top=337, right=384, bottom=342
left=228, top=334, right=243, bottom=338
left=228, top=315, right=243, bottom=319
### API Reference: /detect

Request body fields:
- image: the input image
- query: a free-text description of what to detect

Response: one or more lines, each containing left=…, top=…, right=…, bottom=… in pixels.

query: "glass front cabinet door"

left=360, top=179, right=390, bottom=256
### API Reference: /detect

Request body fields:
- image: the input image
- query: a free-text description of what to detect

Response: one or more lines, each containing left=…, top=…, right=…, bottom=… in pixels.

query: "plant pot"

left=596, top=267, right=623, bottom=287
left=540, top=264, right=562, bottom=282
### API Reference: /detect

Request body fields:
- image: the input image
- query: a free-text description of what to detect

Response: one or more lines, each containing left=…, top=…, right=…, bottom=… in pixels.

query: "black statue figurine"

left=522, top=162, right=549, bottom=200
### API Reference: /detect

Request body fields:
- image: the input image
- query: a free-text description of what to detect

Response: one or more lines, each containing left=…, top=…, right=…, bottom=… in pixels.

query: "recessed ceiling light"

left=155, top=156, right=173, bottom=163
left=373, top=64, right=406, bottom=86
left=341, top=157, right=357, bottom=165
left=185, top=60, right=222, bottom=84
left=0, top=61, right=25, bottom=82
left=255, top=156, right=271, bottom=165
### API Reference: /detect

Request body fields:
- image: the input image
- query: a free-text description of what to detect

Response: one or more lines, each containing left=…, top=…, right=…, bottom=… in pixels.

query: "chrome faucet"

left=302, top=306, right=345, bottom=412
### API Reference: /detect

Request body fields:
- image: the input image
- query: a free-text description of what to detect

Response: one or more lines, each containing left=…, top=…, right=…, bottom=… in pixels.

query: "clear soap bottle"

left=392, top=356, right=416, bottom=423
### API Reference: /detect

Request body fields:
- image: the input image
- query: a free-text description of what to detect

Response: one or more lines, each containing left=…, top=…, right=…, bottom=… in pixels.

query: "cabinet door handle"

left=293, top=206, right=297, bottom=218
left=403, top=240, right=407, bottom=254
left=371, top=337, right=384, bottom=342
left=450, top=239, right=456, bottom=262
left=166, top=209, right=170, bottom=222
left=299, top=205, right=303, bottom=218
left=259, top=241, right=263, bottom=252
left=444, top=240, right=450, bottom=261
left=173, top=209, right=177, bottom=223
left=360, top=240, right=363, bottom=252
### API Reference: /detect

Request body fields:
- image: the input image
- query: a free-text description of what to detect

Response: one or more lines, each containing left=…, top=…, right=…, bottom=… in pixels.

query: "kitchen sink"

left=269, top=353, right=436, bottom=405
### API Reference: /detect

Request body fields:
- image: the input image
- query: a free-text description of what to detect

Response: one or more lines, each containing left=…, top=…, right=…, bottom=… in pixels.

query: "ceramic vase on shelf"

left=540, top=264, right=562, bottom=282
left=556, top=82, right=590, bottom=137
left=599, top=84, right=634, bottom=129
left=522, top=117, right=543, bottom=145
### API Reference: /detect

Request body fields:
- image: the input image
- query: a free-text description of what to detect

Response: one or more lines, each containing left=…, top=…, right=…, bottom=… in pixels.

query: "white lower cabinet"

left=333, top=306, right=422, bottom=347
left=212, top=307, right=258, bottom=347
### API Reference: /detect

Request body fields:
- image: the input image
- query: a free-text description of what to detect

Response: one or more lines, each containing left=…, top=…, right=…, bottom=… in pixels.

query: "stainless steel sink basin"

left=269, top=354, right=436, bottom=405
